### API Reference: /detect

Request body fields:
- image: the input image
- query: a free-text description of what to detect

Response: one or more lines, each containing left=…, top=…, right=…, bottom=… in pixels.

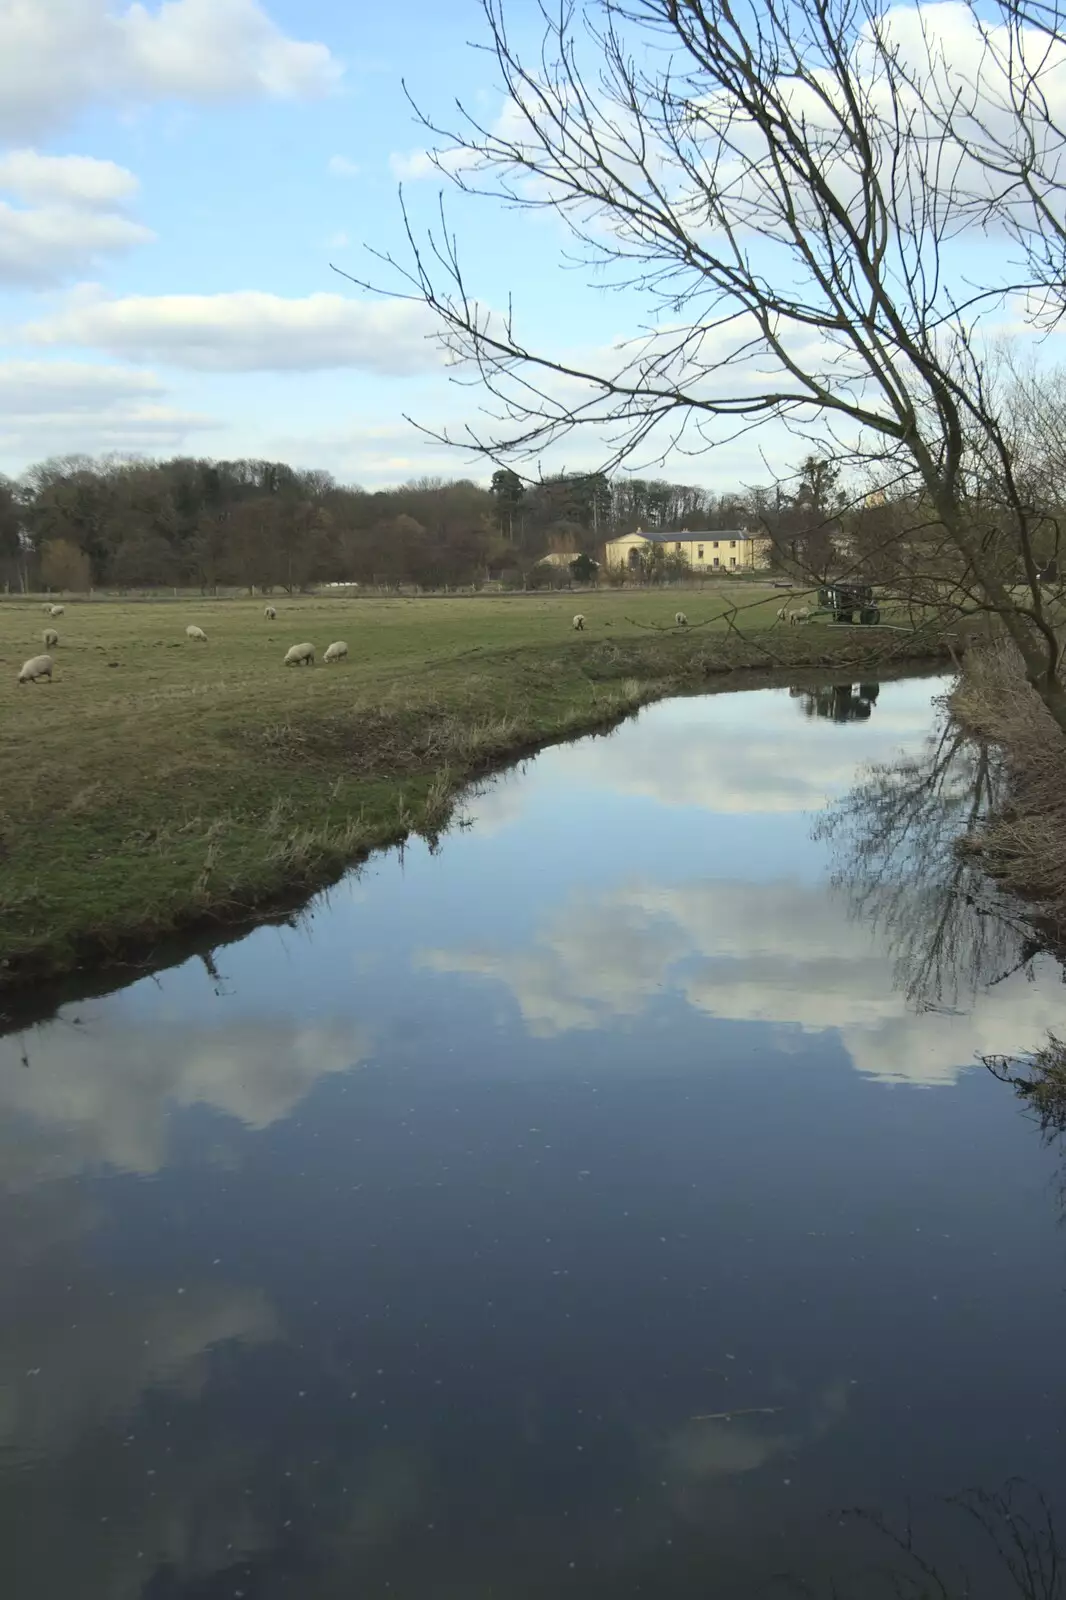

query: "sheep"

left=18, top=653, right=53, bottom=684
left=323, top=640, right=348, bottom=664
left=185, top=624, right=207, bottom=641
left=264, top=605, right=277, bottom=620
left=675, top=611, right=688, bottom=626
left=49, top=604, right=64, bottom=617
left=42, top=628, right=59, bottom=648
left=41, top=602, right=53, bottom=614
left=776, top=605, right=788, bottom=622
left=787, top=606, right=812, bottom=626
left=572, top=613, right=585, bottom=631
left=284, top=642, right=315, bottom=667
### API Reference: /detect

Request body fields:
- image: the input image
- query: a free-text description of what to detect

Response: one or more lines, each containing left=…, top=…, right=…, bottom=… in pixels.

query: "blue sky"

left=0, top=0, right=1055, bottom=491
left=0, top=0, right=652, bottom=489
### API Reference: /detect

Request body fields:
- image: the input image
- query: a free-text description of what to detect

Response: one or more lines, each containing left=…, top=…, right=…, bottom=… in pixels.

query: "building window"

left=713, top=540, right=719, bottom=548
left=713, top=557, right=720, bottom=568
left=730, top=539, right=736, bottom=547
left=697, top=545, right=704, bottom=560
left=730, top=556, right=737, bottom=567
left=675, top=541, right=682, bottom=552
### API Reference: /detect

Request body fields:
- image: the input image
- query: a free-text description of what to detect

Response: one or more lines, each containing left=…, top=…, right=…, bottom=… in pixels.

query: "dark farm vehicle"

left=816, top=583, right=881, bottom=624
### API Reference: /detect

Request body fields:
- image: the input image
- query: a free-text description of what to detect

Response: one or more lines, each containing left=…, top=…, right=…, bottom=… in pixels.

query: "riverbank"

left=1, top=592, right=951, bottom=996
left=949, top=640, right=1066, bottom=925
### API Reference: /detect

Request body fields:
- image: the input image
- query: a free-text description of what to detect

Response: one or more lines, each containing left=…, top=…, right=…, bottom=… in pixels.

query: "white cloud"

left=0, top=402, right=216, bottom=458
left=328, top=154, right=360, bottom=179
left=0, top=358, right=162, bottom=412
left=24, top=289, right=448, bottom=374
left=389, top=148, right=438, bottom=181
left=389, top=99, right=525, bottom=184
left=0, top=359, right=216, bottom=456
left=0, top=0, right=341, bottom=141
left=452, top=685, right=944, bottom=826
left=407, top=6, right=1066, bottom=237
left=0, top=197, right=152, bottom=285
left=421, top=876, right=1066, bottom=1087
left=0, top=1253, right=282, bottom=1600
left=380, top=3, right=1066, bottom=463
left=262, top=417, right=481, bottom=484
left=0, top=149, right=150, bottom=285
left=0, top=148, right=138, bottom=206
left=0, top=1015, right=365, bottom=1185
left=663, top=1378, right=850, bottom=1481
left=0, top=1280, right=277, bottom=1456
left=551, top=691, right=935, bottom=814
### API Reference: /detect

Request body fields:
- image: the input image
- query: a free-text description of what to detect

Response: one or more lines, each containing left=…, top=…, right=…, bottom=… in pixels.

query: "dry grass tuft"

left=950, top=640, right=1066, bottom=914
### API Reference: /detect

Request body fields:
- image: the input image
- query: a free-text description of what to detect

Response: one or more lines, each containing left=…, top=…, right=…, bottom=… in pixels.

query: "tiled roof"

left=606, top=529, right=755, bottom=544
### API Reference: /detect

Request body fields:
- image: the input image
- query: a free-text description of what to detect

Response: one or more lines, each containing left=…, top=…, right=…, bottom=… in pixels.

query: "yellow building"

left=603, top=528, right=772, bottom=573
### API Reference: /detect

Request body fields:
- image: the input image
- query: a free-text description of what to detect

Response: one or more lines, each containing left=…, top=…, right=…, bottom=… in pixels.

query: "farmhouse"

left=604, top=528, right=772, bottom=573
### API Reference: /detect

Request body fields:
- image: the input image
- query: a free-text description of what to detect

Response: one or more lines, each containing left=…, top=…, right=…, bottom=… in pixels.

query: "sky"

left=0, top=0, right=1058, bottom=492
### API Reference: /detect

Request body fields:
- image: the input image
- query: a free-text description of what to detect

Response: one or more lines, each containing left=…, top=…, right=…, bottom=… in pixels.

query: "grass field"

left=0, top=585, right=947, bottom=992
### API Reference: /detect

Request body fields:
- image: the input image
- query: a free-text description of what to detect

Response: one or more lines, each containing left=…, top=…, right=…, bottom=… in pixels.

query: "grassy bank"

left=949, top=640, right=1066, bottom=928
left=1, top=588, right=948, bottom=992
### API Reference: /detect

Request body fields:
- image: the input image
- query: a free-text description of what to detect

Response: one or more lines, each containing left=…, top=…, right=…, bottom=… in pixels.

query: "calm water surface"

left=3, top=676, right=1066, bottom=1598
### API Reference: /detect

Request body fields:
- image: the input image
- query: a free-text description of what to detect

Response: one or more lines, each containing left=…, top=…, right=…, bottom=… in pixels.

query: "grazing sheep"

left=284, top=642, right=315, bottom=667
left=41, top=602, right=53, bottom=614
left=572, top=613, right=585, bottom=631
left=18, top=653, right=53, bottom=684
left=264, top=605, right=276, bottom=620
left=787, top=606, right=812, bottom=626
left=42, top=628, right=58, bottom=648
left=323, top=640, right=348, bottom=664
left=49, top=604, right=64, bottom=617
left=185, top=624, right=207, bottom=641
left=675, top=611, right=688, bottom=626
left=776, top=605, right=788, bottom=622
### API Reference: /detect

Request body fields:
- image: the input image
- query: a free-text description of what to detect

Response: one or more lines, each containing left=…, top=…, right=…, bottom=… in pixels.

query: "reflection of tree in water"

left=817, top=710, right=1048, bottom=1013
left=777, top=1479, right=1065, bottom=1599
left=988, top=1032, right=1066, bottom=1142
left=790, top=682, right=881, bottom=723
left=814, top=720, right=1066, bottom=1600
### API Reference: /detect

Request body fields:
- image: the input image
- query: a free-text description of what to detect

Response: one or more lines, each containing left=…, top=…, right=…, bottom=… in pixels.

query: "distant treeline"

left=0, top=455, right=773, bottom=594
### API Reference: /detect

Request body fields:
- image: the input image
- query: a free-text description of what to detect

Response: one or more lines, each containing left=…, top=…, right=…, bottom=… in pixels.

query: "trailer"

left=816, top=583, right=881, bottom=625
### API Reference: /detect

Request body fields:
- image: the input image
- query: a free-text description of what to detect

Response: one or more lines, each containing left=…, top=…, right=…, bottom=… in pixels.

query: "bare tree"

left=356, top=0, right=1066, bottom=731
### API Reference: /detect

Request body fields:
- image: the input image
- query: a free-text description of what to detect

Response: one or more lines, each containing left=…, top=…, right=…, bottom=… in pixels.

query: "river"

left=2, top=673, right=1066, bottom=1598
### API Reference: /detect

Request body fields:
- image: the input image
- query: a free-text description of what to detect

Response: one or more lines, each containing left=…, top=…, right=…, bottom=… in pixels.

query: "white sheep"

left=284, top=642, right=315, bottom=667
left=185, top=624, right=207, bottom=641
left=675, top=611, right=688, bottom=626
left=264, top=605, right=277, bottom=620
left=49, top=604, right=64, bottom=617
left=323, top=641, right=348, bottom=663
left=42, top=628, right=59, bottom=648
left=41, top=602, right=53, bottom=614
left=572, top=613, right=585, bottom=631
left=787, top=606, right=812, bottom=626
left=18, top=653, right=53, bottom=684
left=776, top=605, right=788, bottom=622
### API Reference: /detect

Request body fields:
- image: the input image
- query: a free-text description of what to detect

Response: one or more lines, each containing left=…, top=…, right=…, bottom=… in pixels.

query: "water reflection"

left=790, top=682, right=882, bottom=722
left=2, top=675, right=1066, bottom=1598
left=421, top=874, right=1066, bottom=1084
left=425, top=687, right=1066, bottom=1086
left=1, top=1016, right=368, bottom=1183
left=819, top=707, right=1056, bottom=1012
